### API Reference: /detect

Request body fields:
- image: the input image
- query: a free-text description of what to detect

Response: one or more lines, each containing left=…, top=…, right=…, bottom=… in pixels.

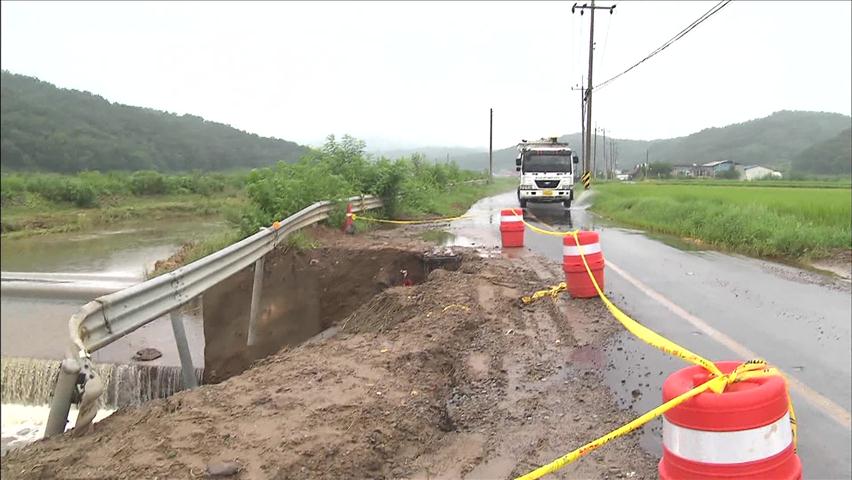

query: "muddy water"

left=1, top=218, right=221, bottom=364
left=1, top=219, right=222, bottom=452
left=1, top=219, right=226, bottom=276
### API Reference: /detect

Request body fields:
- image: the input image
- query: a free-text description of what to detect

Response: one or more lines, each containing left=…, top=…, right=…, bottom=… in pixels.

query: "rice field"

left=590, top=182, right=851, bottom=259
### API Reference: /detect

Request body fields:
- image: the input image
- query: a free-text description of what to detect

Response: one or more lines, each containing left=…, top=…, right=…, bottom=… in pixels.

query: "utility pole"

left=489, top=108, right=493, bottom=183
left=602, top=128, right=607, bottom=180
left=612, top=140, right=618, bottom=177
left=573, top=1, right=616, bottom=187
left=593, top=126, right=598, bottom=178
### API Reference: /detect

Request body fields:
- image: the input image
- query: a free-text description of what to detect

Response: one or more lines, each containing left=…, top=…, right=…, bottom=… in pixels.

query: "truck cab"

left=515, top=137, right=580, bottom=209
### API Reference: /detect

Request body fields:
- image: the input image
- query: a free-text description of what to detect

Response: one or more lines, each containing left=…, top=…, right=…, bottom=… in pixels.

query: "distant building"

left=671, top=160, right=734, bottom=177
left=672, top=165, right=697, bottom=177
left=736, top=165, right=783, bottom=181
left=698, top=160, right=734, bottom=177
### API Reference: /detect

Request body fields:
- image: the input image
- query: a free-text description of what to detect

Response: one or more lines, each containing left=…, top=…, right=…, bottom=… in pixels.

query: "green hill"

left=0, top=71, right=308, bottom=172
left=791, top=128, right=852, bottom=175
left=456, top=111, right=851, bottom=175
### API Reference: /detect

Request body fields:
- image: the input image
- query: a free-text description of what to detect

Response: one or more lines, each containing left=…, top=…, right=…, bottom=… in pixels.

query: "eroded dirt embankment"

left=202, top=244, right=430, bottom=383
left=1, top=227, right=657, bottom=479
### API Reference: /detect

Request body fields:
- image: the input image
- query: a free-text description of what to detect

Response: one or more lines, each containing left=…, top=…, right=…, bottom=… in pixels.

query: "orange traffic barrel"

left=500, top=208, right=524, bottom=248
left=563, top=231, right=604, bottom=298
left=341, top=203, right=354, bottom=233
left=659, top=361, right=802, bottom=479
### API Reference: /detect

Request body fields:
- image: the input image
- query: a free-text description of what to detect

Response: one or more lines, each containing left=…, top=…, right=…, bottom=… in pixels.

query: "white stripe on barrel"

left=563, top=242, right=601, bottom=257
left=501, top=214, right=523, bottom=223
left=663, top=413, right=793, bottom=464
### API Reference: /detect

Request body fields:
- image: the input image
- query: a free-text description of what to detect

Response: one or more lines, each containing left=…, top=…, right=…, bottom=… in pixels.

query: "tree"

left=647, top=162, right=673, bottom=178
left=717, top=168, right=741, bottom=180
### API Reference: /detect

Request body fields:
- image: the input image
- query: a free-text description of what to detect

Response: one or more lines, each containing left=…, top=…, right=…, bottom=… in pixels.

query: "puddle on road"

left=598, top=331, right=684, bottom=456
left=420, top=230, right=478, bottom=247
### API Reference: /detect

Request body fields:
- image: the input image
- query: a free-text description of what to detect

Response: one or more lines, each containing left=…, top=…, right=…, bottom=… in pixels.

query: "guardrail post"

left=44, top=358, right=81, bottom=438
left=246, top=255, right=266, bottom=346
left=169, top=310, right=198, bottom=389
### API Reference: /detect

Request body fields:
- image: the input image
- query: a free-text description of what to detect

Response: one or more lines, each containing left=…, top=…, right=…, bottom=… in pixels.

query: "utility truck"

left=515, top=137, right=580, bottom=209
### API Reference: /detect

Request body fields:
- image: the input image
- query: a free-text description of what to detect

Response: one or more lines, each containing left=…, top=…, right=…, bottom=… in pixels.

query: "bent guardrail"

left=45, top=195, right=384, bottom=438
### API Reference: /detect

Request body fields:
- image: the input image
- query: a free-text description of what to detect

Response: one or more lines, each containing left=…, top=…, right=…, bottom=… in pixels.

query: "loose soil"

left=2, top=226, right=658, bottom=479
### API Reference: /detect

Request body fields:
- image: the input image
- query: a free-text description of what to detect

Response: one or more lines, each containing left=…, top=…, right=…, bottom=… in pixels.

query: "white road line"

left=605, top=258, right=851, bottom=430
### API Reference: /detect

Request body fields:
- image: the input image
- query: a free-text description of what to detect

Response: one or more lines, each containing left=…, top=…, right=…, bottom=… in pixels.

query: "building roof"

left=701, top=160, right=732, bottom=167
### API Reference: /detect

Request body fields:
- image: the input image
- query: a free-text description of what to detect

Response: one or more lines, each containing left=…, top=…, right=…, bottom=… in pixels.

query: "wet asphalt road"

left=451, top=190, right=851, bottom=479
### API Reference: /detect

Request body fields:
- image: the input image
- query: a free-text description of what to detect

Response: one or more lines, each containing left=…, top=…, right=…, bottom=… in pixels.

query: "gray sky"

left=2, top=1, right=850, bottom=149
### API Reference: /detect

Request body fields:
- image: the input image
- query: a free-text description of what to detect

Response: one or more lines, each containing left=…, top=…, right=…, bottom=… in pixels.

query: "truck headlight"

left=520, top=184, right=534, bottom=189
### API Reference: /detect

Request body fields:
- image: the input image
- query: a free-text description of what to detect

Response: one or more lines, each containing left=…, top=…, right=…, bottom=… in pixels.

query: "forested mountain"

left=0, top=71, right=307, bottom=172
left=455, top=111, right=851, bottom=175
left=791, top=128, right=852, bottom=175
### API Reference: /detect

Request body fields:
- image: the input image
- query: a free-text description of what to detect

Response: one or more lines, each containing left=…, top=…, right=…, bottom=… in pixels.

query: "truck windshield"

left=524, top=154, right=572, bottom=173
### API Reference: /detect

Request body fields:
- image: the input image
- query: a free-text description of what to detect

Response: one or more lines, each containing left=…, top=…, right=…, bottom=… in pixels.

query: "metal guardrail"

left=46, top=194, right=384, bottom=437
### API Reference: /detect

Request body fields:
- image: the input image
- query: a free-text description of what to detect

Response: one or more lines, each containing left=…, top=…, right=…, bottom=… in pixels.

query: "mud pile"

left=2, top=227, right=658, bottom=480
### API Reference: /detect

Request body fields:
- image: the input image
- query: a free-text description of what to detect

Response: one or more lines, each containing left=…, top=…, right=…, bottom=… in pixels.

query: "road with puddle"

left=450, top=189, right=851, bottom=479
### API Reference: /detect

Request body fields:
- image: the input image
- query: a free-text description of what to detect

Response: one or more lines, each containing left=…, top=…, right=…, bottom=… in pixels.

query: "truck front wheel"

left=520, top=198, right=528, bottom=208
left=563, top=199, right=572, bottom=209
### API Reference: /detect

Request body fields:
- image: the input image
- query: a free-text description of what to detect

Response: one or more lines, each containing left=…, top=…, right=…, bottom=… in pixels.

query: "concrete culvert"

left=202, top=246, right=460, bottom=383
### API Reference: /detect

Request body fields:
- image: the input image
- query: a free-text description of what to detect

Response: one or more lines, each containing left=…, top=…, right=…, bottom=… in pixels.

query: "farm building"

left=672, top=165, right=697, bottom=177
left=736, top=165, right=783, bottom=181
left=699, top=160, right=735, bottom=177
left=672, top=160, right=735, bottom=177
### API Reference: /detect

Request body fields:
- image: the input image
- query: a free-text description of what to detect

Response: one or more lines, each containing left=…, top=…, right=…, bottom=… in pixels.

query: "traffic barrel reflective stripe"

left=663, top=413, right=793, bottom=464
left=500, top=208, right=524, bottom=248
left=659, top=361, right=802, bottom=480
left=563, top=231, right=604, bottom=298
left=563, top=242, right=601, bottom=256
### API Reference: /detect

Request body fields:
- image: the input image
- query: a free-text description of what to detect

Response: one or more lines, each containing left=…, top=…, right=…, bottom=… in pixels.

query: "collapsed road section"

left=1, top=226, right=658, bottom=479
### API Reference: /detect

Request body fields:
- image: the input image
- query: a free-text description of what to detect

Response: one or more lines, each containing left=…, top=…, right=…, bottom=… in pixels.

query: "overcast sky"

left=2, top=1, right=850, bottom=149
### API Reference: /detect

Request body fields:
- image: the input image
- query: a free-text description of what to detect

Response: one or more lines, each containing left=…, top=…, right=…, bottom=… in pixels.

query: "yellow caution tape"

left=349, top=212, right=470, bottom=225
left=521, top=282, right=567, bottom=305
left=513, top=217, right=798, bottom=479
left=516, top=361, right=785, bottom=480
left=442, top=304, right=470, bottom=313
left=508, top=208, right=579, bottom=237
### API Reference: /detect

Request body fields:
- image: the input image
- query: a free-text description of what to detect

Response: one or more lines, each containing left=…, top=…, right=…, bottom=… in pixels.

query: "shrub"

left=0, top=175, right=27, bottom=205
left=129, top=170, right=167, bottom=195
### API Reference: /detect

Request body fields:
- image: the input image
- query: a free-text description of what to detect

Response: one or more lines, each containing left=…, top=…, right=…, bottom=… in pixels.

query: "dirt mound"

left=2, top=228, right=658, bottom=479
left=341, top=263, right=480, bottom=335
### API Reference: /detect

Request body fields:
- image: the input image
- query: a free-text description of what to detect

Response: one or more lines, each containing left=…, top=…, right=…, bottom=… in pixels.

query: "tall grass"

left=591, top=183, right=851, bottom=259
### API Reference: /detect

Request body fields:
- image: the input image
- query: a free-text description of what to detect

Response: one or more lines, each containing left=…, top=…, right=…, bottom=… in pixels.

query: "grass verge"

left=392, top=177, right=517, bottom=219
left=589, top=182, right=851, bottom=260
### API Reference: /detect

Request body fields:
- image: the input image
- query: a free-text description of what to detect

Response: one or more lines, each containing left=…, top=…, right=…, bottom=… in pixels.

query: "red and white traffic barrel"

left=562, top=230, right=604, bottom=298
left=500, top=208, right=524, bottom=248
left=659, top=361, right=802, bottom=480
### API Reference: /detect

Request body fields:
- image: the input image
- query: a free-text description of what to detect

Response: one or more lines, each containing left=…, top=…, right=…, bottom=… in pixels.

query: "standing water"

left=1, top=219, right=222, bottom=453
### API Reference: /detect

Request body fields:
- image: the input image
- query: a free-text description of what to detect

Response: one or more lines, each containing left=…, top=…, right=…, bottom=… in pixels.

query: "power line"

left=599, top=4, right=614, bottom=75
left=594, top=0, right=732, bottom=91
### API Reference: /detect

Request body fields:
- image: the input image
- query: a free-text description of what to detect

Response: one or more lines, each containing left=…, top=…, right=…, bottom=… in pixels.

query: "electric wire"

left=594, top=0, right=732, bottom=91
